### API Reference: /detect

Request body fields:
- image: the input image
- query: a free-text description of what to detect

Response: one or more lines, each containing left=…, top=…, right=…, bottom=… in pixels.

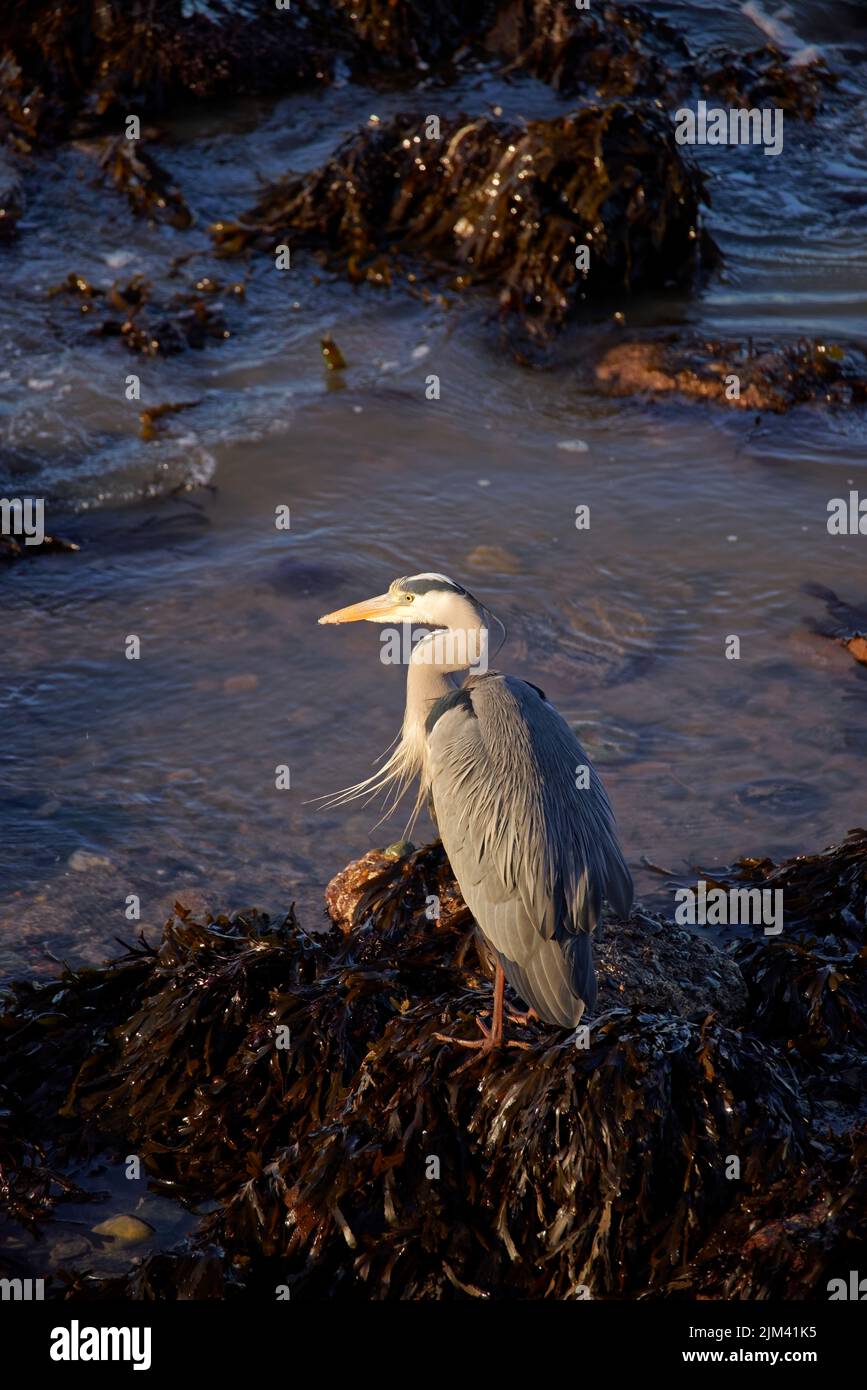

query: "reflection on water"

left=2, top=0, right=867, bottom=979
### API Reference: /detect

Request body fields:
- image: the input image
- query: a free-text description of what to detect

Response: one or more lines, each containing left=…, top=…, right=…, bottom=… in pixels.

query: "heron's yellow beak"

left=318, top=592, right=398, bottom=624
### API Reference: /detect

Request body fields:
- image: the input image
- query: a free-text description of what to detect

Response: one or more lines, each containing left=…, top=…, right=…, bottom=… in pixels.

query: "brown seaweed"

left=708, top=831, right=867, bottom=1091
left=139, top=399, right=202, bottom=442
left=0, top=532, right=80, bottom=562
left=2, top=831, right=864, bottom=1299
left=0, top=1, right=337, bottom=144
left=485, top=1, right=835, bottom=113
left=48, top=271, right=232, bottom=355
left=96, top=136, right=193, bottom=229
left=696, top=44, right=836, bottom=118
left=485, top=0, right=692, bottom=100
left=212, top=106, right=717, bottom=341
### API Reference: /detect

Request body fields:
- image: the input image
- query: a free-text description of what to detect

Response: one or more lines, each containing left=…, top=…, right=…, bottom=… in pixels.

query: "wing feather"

left=427, top=673, right=632, bottom=1026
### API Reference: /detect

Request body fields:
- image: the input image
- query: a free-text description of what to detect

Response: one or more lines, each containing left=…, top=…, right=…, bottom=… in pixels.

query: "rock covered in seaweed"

left=593, top=335, right=867, bottom=411
left=485, top=0, right=691, bottom=100
left=4, top=834, right=866, bottom=1300
left=325, top=840, right=747, bottom=1022
left=485, top=1, right=836, bottom=112
left=0, top=0, right=335, bottom=142
left=713, top=829, right=867, bottom=1057
left=212, top=106, right=717, bottom=341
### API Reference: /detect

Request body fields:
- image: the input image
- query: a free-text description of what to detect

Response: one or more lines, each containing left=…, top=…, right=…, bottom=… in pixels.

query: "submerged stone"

left=91, top=1213, right=154, bottom=1244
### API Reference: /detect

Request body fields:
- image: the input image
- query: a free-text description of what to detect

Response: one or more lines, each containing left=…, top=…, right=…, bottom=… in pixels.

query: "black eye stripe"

left=397, top=577, right=466, bottom=596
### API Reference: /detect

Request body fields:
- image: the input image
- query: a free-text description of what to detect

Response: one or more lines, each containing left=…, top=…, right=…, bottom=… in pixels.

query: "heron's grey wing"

left=427, top=675, right=632, bottom=1026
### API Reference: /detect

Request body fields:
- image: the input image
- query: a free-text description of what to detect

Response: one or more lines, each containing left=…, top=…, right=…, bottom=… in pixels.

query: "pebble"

left=91, top=1214, right=154, bottom=1245
left=68, top=849, right=113, bottom=872
left=223, top=674, right=259, bottom=693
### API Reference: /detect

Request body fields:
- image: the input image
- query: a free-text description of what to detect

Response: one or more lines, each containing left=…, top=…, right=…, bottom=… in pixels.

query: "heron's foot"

left=434, top=1014, right=498, bottom=1051
left=434, top=1017, right=532, bottom=1072
left=506, top=1005, right=539, bottom=1027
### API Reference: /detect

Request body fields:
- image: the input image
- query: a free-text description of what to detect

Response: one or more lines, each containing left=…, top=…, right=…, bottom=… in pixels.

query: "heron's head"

left=319, top=572, right=487, bottom=631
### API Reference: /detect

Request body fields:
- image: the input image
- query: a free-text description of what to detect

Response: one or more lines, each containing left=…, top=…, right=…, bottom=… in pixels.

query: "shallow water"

left=2, top=0, right=867, bottom=980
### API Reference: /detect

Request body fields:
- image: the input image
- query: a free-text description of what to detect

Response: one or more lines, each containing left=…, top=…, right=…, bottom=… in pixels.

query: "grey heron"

left=319, top=572, right=633, bottom=1053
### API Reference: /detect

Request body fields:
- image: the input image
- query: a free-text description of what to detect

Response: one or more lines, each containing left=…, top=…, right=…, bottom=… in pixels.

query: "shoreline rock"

left=1, top=831, right=863, bottom=1300
left=593, top=334, right=867, bottom=412
left=212, top=106, right=717, bottom=343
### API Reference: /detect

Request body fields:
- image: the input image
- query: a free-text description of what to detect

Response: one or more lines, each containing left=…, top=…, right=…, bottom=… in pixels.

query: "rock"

left=594, top=335, right=867, bottom=411
left=465, top=544, right=523, bottom=574
left=211, top=106, right=717, bottom=343
left=382, top=840, right=415, bottom=859
left=50, top=1236, right=91, bottom=1262
left=1, top=833, right=863, bottom=1301
left=92, top=1214, right=155, bottom=1245
left=595, top=913, right=747, bottom=1024
left=804, top=583, right=867, bottom=666
left=68, top=849, right=113, bottom=872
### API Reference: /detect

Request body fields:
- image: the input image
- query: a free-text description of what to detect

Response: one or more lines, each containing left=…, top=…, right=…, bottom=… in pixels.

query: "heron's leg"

left=490, top=963, right=505, bottom=1045
left=434, top=966, right=532, bottom=1065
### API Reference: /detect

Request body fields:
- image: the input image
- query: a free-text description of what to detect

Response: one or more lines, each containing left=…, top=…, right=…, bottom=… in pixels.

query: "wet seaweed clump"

left=212, top=106, right=717, bottom=341
left=96, top=136, right=193, bottom=229
left=484, top=1, right=836, bottom=115
left=0, top=0, right=336, bottom=144
left=696, top=44, right=837, bottom=119
left=2, top=833, right=864, bottom=1300
left=485, top=0, right=691, bottom=100
left=332, top=0, right=494, bottom=75
left=0, top=1088, right=85, bottom=1237
left=0, top=531, right=80, bottom=562
left=593, top=334, right=867, bottom=411
left=47, top=270, right=232, bottom=355
left=720, top=829, right=867, bottom=1054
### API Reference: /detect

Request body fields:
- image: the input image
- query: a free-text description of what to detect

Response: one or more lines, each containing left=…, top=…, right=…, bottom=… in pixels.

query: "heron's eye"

left=405, top=594, right=415, bottom=604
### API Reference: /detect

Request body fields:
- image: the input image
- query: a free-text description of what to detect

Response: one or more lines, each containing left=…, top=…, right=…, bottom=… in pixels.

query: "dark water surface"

left=2, top=0, right=867, bottom=981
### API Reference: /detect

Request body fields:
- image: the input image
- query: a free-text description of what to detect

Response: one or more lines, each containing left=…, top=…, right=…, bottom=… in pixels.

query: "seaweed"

left=0, top=532, right=80, bottom=562
left=593, top=334, right=867, bottom=411
left=666, top=1123, right=867, bottom=1299
left=696, top=44, right=836, bottom=118
left=2, top=833, right=862, bottom=1299
left=96, top=136, right=192, bottom=229
left=0, top=1, right=336, bottom=144
left=484, top=2, right=836, bottom=114
left=47, top=271, right=232, bottom=355
left=485, top=0, right=691, bottom=100
left=139, top=399, right=202, bottom=442
left=712, top=832, right=867, bottom=1069
left=0, top=1087, right=86, bottom=1235
left=212, top=106, right=717, bottom=342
